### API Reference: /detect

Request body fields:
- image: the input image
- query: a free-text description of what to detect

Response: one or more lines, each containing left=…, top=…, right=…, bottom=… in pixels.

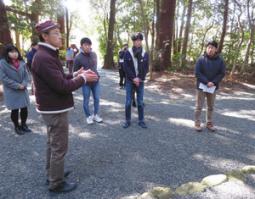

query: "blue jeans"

left=125, top=80, right=144, bottom=122
left=82, top=82, right=100, bottom=117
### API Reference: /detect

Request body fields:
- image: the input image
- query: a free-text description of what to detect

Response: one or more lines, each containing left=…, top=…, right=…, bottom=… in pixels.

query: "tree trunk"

left=149, top=0, right=156, bottom=80
left=230, top=15, right=244, bottom=76
left=138, top=0, right=150, bottom=53
left=65, top=7, right=70, bottom=49
left=181, top=0, right=193, bottom=68
left=242, top=0, right=254, bottom=73
left=156, top=0, right=176, bottom=70
left=103, top=0, right=116, bottom=69
left=177, top=1, right=186, bottom=53
left=218, top=0, right=229, bottom=53
left=15, top=30, right=21, bottom=50
left=30, top=0, right=41, bottom=42
left=0, top=0, right=12, bottom=57
left=57, top=8, right=66, bottom=50
left=199, top=24, right=214, bottom=55
left=173, top=0, right=179, bottom=54
left=155, top=0, right=160, bottom=50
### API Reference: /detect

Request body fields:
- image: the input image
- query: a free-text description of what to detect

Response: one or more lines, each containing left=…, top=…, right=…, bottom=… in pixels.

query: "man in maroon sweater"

left=31, top=20, right=98, bottom=193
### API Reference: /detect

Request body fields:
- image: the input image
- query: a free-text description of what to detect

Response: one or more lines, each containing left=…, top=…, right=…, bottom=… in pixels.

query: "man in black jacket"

left=122, top=32, right=149, bottom=129
left=194, top=40, right=225, bottom=132
left=118, top=44, right=128, bottom=89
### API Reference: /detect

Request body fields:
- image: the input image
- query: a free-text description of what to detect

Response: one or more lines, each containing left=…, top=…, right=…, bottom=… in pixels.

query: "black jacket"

left=123, top=48, right=149, bottom=81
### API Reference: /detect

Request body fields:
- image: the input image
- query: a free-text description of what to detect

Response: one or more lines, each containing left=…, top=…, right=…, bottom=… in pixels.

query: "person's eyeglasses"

left=50, top=32, right=62, bottom=36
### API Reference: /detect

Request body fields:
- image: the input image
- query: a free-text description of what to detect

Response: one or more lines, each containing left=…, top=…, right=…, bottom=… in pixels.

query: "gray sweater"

left=73, top=50, right=99, bottom=76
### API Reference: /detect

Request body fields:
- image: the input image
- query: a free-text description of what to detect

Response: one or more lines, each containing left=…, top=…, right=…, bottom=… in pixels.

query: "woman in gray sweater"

left=0, top=44, right=31, bottom=135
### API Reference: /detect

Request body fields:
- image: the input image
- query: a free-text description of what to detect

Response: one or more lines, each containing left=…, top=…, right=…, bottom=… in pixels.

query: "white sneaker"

left=93, top=114, right=103, bottom=123
left=86, top=116, right=94, bottom=124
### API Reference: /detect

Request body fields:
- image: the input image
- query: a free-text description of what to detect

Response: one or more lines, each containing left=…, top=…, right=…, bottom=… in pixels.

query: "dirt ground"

left=147, top=71, right=255, bottom=98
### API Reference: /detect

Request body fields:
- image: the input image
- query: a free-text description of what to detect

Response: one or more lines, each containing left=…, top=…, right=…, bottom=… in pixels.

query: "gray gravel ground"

left=0, top=69, right=255, bottom=199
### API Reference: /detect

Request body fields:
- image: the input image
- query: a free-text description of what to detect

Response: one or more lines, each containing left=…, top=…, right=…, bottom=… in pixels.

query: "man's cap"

left=131, top=32, right=143, bottom=41
left=80, top=37, right=92, bottom=45
left=206, top=40, right=218, bottom=48
left=35, top=20, right=60, bottom=33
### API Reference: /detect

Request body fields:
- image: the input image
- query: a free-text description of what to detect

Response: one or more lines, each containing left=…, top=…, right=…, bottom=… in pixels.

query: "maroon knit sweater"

left=31, top=45, right=84, bottom=112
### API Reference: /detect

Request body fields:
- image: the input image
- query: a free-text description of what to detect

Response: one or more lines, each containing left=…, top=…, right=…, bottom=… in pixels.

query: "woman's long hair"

left=2, top=44, right=23, bottom=63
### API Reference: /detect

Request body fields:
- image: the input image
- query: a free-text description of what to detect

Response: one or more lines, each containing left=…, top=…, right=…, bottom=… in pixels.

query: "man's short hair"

left=131, top=32, right=143, bottom=41
left=206, top=40, right=218, bottom=48
left=80, top=37, right=92, bottom=46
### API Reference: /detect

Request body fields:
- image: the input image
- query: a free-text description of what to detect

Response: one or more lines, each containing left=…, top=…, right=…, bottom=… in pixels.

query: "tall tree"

left=230, top=0, right=244, bottom=76
left=103, top=0, right=116, bottom=69
left=177, top=0, right=186, bottom=53
left=57, top=5, right=66, bottom=50
left=65, top=7, right=70, bottom=48
left=181, top=0, right=193, bottom=68
left=218, top=0, right=229, bottom=53
left=30, top=0, right=41, bottom=42
left=0, top=0, right=12, bottom=56
left=242, top=0, right=255, bottom=73
left=156, top=0, right=176, bottom=70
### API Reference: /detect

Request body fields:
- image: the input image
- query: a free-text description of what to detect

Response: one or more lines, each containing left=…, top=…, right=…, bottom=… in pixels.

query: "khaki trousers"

left=194, top=90, right=216, bottom=125
left=42, top=112, right=69, bottom=189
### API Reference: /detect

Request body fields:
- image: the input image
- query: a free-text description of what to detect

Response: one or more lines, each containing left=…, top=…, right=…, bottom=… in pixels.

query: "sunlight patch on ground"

left=0, top=107, right=9, bottom=115
left=100, top=99, right=122, bottom=108
left=240, top=83, right=255, bottom=90
left=77, top=132, right=96, bottom=139
left=248, top=134, right=255, bottom=140
left=103, top=119, right=122, bottom=126
left=193, top=154, right=245, bottom=172
left=215, top=126, right=241, bottom=135
left=232, top=91, right=255, bottom=96
left=217, top=96, right=255, bottom=101
left=246, top=154, right=255, bottom=162
left=219, top=110, right=255, bottom=122
left=73, top=95, right=84, bottom=101
left=181, top=93, right=194, bottom=99
left=168, top=118, right=194, bottom=128
left=146, top=115, right=161, bottom=122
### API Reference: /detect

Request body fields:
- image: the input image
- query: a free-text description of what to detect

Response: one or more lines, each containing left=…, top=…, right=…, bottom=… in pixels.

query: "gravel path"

left=0, top=69, right=255, bottom=199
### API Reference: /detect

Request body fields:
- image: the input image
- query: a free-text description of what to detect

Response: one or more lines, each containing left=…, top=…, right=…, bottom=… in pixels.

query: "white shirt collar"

left=38, top=42, right=58, bottom=51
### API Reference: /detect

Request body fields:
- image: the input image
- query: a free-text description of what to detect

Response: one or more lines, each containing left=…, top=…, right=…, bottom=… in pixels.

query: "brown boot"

left=206, top=122, right=216, bottom=132
left=194, top=122, right=202, bottom=132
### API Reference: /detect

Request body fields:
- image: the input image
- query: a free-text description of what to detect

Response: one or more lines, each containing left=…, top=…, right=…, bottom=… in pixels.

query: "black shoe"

left=138, top=121, right=147, bottom=129
left=21, top=124, right=32, bottom=133
left=122, top=121, right=131, bottom=129
left=14, top=126, right=25, bottom=135
left=49, top=181, right=77, bottom=193
left=46, top=170, right=72, bottom=185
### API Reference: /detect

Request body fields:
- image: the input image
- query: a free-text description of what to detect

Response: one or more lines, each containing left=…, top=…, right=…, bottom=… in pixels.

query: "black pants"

left=119, top=68, right=125, bottom=87
left=11, top=107, right=28, bottom=127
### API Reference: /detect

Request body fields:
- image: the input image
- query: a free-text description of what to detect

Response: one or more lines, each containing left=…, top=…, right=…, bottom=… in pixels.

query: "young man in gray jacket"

left=73, top=37, right=103, bottom=124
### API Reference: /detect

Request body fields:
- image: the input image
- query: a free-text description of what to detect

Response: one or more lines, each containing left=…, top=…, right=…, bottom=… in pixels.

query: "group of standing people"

left=0, top=19, right=225, bottom=194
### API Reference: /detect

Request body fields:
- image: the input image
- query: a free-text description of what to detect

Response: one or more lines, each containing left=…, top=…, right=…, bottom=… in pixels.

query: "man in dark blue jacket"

left=123, top=32, right=149, bottom=128
left=194, top=40, right=225, bottom=132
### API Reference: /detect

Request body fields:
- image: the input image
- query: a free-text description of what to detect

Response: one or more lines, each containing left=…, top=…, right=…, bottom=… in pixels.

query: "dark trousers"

left=42, top=112, right=69, bottom=189
left=11, top=107, right=28, bottom=127
left=66, top=60, right=74, bottom=74
left=119, top=68, right=125, bottom=87
left=125, top=80, right=144, bottom=122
